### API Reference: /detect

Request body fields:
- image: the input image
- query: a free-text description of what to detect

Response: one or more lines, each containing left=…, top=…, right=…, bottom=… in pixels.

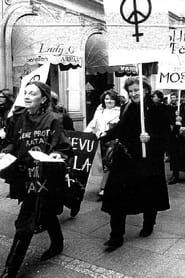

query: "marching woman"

left=0, top=81, right=73, bottom=278
left=100, top=76, right=171, bottom=251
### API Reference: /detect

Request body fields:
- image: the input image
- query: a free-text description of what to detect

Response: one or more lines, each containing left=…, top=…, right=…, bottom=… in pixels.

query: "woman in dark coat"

left=0, top=81, right=73, bottom=278
left=0, top=89, right=14, bottom=150
left=101, top=76, right=170, bottom=251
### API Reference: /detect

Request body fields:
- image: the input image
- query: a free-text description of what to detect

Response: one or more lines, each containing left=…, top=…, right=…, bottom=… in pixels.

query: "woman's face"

left=24, top=84, right=46, bottom=113
left=127, top=83, right=147, bottom=104
left=0, top=93, right=6, bottom=106
left=104, top=94, right=116, bottom=109
left=152, top=94, right=160, bottom=104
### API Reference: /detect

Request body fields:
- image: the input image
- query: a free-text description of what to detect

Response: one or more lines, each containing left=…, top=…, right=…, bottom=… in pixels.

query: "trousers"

left=110, top=210, right=157, bottom=239
left=2, top=194, right=63, bottom=278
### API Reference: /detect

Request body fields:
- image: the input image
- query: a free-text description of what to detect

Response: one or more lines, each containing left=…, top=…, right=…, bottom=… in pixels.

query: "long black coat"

left=101, top=102, right=171, bottom=215
left=170, top=103, right=185, bottom=172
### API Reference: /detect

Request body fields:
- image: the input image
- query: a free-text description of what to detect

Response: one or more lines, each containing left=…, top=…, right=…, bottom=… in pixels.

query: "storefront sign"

left=23, top=42, right=82, bottom=66
left=12, top=22, right=82, bottom=67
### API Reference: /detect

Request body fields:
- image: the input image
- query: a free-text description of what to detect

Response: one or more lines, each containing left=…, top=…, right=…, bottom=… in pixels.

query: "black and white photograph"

left=1, top=0, right=185, bottom=277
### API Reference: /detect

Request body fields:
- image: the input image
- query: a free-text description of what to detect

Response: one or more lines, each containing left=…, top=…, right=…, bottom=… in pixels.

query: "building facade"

left=0, top=0, right=107, bottom=130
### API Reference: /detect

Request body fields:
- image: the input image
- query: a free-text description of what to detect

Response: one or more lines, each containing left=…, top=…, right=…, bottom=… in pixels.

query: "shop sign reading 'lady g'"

left=12, top=24, right=82, bottom=67
left=20, top=41, right=82, bottom=67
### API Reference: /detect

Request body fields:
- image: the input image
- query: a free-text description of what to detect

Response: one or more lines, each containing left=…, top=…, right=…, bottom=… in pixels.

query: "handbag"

left=102, top=101, right=132, bottom=169
left=63, top=170, right=85, bottom=209
left=103, top=139, right=132, bottom=169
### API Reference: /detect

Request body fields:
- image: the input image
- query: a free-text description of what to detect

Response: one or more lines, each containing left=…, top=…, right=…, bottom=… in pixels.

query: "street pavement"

left=1, top=163, right=185, bottom=277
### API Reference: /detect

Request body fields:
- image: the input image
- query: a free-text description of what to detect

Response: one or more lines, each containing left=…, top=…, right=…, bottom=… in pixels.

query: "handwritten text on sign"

left=157, top=70, right=185, bottom=89
left=66, top=131, right=98, bottom=184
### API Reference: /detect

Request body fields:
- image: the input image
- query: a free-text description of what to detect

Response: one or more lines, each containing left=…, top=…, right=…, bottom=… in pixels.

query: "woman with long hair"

left=0, top=81, right=73, bottom=278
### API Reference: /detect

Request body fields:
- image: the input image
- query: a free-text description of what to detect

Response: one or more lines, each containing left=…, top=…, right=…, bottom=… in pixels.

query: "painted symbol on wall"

left=120, top=0, right=152, bottom=42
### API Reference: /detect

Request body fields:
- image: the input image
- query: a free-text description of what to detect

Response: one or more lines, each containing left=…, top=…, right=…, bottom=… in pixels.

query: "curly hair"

left=100, top=89, right=120, bottom=108
left=124, top=76, right=152, bottom=95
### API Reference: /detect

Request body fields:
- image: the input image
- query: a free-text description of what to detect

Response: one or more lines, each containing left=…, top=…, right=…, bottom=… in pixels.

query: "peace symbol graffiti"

left=120, top=0, right=152, bottom=42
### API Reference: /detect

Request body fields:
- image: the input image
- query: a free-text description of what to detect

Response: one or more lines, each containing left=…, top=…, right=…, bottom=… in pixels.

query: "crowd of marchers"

left=0, top=77, right=184, bottom=277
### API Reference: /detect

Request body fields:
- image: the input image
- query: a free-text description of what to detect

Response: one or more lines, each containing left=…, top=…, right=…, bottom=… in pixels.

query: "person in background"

left=0, top=89, right=14, bottom=149
left=100, top=76, right=170, bottom=252
left=151, top=90, right=172, bottom=165
left=85, top=89, right=120, bottom=198
left=170, top=93, right=178, bottom=112
left=151, top=90, right=164, bottom=105
left=168, top=91, right=185, bottom=184
left=0, top=81, right=73, bottom=278
left=50, top=91, right=74, bottom=131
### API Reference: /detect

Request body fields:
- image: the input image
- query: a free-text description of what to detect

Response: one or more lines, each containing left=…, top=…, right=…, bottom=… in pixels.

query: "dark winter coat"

left=1, top=109, right=73, bottom=215
left=101, top=101, right=171, bottom=215
left=170, top=103, right=185, bottom=172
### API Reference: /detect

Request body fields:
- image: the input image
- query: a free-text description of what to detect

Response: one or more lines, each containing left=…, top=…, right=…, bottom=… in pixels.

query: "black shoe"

left=139, top=226, right=154, bottom=237
left=0, top=268, right=9, bottom=278
left=70, top=203, right=81, bottom=218
left=0, top=267, right=15, bottom=278
left=168, top=175, right=179, bottom=185
left=40, top=244, right=63, bottom=261
left=104, top=237, right=124, bottom=251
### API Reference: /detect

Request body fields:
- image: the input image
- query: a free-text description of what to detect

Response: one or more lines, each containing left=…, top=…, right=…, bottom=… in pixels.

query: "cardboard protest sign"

left=104, top=0, right=170, bottom=157
left=66, top=131, right=99, bottom=185
left=157, top=62, right=185, bottom=89
left=104, top=0, right=169, bottom=65
left=9, top=62, right=50, bottom=117
left=85, top=141, right=104, bottom=192
left=157, top=27, right=185, bottom=89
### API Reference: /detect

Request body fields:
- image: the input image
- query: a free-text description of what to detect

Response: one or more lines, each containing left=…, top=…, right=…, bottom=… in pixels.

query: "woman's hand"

left=140, top=132, right=150, bottom=143
left=49, top=153, right=62, bottom=159
left=179, top=127, right=185, bottom=136
left=176, top=115, right=182, bottom=126
left=98, top=131, right=107, bottom=138
left=0, top=128, right=6, bottom=139
left=0, top=153, right=6, bottom=159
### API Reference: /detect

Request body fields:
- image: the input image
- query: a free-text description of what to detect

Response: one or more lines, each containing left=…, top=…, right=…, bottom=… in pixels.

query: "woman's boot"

left=40, top=215, right=63, bottom=261
left=0, top=235, right=32, bottom=278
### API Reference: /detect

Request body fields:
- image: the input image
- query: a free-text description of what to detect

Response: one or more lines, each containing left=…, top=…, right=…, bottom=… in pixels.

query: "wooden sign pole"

left=138, top=63, right=146, bottom=158
left=177, top=89, right=181, bottom=115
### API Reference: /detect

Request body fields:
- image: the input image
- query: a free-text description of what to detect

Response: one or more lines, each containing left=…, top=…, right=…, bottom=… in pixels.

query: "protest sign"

left=66, top=131, right=99, bottom=185
left=104, top=0, right=169, bottom=65
left=9, top=62, right=50, bottom=117
left=103, top=0, right=170, bottom=157
left=157, top=27, right=185, bottom=89
left=156, top=64, right=185, bottom=89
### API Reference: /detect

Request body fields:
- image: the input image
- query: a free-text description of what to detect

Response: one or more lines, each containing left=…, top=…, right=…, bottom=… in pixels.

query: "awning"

left=85, top=33, right=138, bottom=75
left=85, top=33, right=110, bottom=74
left=12, top=15, right=82, bottom=68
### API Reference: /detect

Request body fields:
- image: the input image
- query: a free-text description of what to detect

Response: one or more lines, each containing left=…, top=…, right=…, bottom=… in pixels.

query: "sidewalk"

left=1, top=164, right=185, bottom=277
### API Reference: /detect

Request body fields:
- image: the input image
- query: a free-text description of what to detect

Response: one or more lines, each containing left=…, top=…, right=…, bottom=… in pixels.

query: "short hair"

left=152, top=90, right=164, bottom=102
left=100, top=89, right=120, bottom=108
left=124, top=76, right=152, bottom=94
